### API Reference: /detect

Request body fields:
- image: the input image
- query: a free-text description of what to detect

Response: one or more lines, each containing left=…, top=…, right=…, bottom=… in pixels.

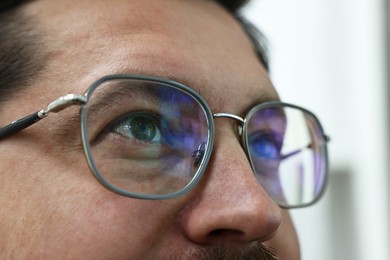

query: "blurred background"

left=242, top=0, right=390, bottom=259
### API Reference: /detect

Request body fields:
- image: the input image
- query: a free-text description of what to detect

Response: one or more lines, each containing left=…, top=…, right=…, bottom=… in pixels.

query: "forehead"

left=23, top=0, right=276, bottom=114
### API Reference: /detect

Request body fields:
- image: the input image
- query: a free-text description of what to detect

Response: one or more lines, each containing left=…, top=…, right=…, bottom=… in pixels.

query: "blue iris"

left=249, top=132, right=282, bottom=161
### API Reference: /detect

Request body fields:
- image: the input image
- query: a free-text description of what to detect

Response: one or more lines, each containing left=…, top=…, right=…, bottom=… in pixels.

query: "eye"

left=249, top=131, right=283, bottom=160
left=111, top=112, right=162, bottom=143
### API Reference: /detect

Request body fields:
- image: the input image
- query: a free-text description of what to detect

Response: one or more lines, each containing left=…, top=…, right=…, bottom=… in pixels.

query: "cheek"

left=41, top=191, right=175, bottom=258
left=264, top=210, right=300, bottom=260
left=0, top=142, right=180, bottom=258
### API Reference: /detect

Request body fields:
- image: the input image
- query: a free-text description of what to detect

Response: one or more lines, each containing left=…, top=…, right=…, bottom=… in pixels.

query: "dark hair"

left=216, top=0, right=248, bottom=12
left=0, top=0, right=46, bottom=102
left=0, top=0, right=268, bottom=102
left=0, top=0, right=26, bottom=11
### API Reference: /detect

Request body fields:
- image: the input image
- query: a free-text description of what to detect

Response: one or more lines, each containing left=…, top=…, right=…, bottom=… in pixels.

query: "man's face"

left=0, top=0, right=300, bottom=258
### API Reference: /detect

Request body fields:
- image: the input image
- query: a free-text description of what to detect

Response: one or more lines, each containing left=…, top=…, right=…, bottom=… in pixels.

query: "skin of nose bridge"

left=213, top=113, right=244, bottom=139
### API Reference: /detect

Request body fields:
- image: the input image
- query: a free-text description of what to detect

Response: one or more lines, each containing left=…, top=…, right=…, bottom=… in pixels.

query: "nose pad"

left=191, top=119, right=243, bottom=169
left=192, top=142, right=206, bottom=167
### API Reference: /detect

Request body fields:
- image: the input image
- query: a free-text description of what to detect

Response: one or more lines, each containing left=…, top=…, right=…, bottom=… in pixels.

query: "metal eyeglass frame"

left=0, top=74, right=330, bottom=207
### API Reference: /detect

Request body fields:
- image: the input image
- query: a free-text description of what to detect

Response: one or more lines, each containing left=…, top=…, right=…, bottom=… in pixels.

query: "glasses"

left=0, top=75, right=329, bottom=208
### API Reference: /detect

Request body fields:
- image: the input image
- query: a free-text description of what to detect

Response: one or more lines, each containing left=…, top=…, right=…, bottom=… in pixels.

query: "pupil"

left=130, top=116, right=156, bottom=142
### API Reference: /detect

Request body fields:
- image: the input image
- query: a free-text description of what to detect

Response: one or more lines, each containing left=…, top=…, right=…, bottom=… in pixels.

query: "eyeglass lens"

left=82, top=77, right=327, bottom=207
left=245, top=105, right=327, bottom=207
left=83, top=79, right=211, bottom=197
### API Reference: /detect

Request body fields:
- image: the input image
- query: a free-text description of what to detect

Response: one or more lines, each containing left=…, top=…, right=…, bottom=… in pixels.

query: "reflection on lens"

left=84, top=78, right=210, bottom=197
left=246, top=105, right=327, bottom=207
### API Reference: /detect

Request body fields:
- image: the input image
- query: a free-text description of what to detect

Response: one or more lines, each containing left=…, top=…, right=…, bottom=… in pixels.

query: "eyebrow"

left=162, top=74, right=279, bottom=112
left=84, top=76, right=208, bottom=124
left=86, top=80, right=161, bottom=119
left=163, top=75, right=206, bottom=98
left=85, top=74, right=279, bottom=122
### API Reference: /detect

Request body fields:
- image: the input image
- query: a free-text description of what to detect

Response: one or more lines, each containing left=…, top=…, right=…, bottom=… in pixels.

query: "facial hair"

left=162, top=242, right=278, bottom=260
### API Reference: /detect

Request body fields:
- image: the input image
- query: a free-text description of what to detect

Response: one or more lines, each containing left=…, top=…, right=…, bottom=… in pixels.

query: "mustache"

left=164, top=242, right=278, bottom=260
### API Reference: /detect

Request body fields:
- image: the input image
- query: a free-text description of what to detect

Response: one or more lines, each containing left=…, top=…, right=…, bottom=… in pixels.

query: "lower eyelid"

left=111, top=131, right=162, bottom=146
left=91, top=132, right=160, bottom=157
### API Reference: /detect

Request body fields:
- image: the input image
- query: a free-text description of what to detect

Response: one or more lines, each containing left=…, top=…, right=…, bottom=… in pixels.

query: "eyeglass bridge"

left=213, top=112, right=245, bottom=137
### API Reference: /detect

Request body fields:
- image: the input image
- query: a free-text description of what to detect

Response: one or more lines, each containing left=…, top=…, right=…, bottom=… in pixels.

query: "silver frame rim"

left=80, top=74, right=215, bottom=200
left=242, top=101, right=329, bottom=209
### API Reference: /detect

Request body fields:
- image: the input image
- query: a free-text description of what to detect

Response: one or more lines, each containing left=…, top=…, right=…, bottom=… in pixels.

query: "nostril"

left=208, top=229, right=244, bottom=240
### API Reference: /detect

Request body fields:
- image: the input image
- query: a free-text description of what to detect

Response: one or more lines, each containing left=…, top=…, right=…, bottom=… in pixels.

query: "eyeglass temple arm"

left=0, top=94, right=86, bottom=140
left=281, top=134, right=331, bottom=160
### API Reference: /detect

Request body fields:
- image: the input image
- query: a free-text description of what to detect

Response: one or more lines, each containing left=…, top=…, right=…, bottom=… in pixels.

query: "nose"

left=183, top=122, right=282, bottom=246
